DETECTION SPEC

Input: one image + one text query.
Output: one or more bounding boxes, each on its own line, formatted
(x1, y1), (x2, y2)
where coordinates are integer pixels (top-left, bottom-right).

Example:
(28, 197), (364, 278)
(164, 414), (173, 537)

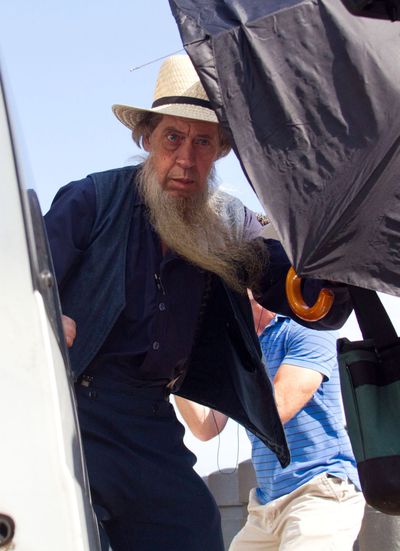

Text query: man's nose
(176, 139), (195, 168)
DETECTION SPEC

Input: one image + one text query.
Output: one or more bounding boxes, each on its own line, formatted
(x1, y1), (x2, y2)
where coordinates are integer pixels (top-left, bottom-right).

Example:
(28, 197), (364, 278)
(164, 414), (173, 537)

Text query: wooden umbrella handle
(285, 266), (334, 322)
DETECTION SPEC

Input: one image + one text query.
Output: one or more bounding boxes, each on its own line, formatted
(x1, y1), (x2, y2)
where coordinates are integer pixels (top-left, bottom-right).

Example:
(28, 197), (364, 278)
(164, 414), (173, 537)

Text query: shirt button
(152, 341), (160, 350)
(159, 302), (166, 311)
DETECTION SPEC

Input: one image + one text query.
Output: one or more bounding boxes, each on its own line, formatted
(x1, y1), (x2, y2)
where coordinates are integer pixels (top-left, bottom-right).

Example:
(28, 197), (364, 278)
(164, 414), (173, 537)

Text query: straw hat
(112, 55), (218, 131)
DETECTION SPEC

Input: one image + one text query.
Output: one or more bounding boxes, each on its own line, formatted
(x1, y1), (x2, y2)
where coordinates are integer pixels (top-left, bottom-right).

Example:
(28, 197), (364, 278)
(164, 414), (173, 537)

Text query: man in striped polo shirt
(176, 293), (365, 550)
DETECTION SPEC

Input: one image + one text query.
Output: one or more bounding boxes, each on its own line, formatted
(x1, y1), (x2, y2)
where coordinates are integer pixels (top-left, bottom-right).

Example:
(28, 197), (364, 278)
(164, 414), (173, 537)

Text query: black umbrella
(342, 0), (400, 21)
(169, 0), (400, 297)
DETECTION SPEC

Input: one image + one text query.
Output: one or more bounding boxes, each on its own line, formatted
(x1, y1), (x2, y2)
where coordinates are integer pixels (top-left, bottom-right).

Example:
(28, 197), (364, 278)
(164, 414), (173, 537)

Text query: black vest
(60, 165), (290, 467)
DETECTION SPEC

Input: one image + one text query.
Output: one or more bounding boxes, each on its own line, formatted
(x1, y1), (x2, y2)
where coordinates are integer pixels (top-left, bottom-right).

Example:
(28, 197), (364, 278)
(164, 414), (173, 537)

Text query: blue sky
(1, 1), (399, 476)
(0, 0), (262, 214)
(0, 0), (257, 475)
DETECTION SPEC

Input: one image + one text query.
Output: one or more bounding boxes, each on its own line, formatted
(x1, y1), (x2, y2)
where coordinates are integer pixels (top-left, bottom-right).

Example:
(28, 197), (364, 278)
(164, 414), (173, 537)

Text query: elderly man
(47, 55), (351, 551)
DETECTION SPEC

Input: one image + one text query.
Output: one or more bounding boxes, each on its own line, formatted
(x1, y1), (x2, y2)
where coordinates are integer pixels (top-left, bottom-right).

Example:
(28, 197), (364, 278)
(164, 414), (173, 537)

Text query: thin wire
(211, 410), (240, 475)
(129, 48), (185, 72)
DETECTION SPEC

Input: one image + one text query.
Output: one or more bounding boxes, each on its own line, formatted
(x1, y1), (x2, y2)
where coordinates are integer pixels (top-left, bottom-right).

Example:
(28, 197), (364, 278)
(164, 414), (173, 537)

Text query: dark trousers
(75, 377), (224, 551)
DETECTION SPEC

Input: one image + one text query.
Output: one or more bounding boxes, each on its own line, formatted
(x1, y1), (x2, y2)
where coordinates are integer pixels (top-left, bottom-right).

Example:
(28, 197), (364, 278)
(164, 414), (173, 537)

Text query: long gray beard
(136, 159), (268, 293)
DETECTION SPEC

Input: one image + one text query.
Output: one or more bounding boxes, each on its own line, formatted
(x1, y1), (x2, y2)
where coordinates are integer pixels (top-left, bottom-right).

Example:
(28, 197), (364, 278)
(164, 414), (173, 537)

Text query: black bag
(338, 286), (400, 515)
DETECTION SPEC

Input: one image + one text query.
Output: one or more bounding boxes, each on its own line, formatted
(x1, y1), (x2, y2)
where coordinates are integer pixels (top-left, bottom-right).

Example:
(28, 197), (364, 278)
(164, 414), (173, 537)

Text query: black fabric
(45, 166), (205, 386)
(348, 286), (397, 346)
(175, 277), (290, 467)
(45, 165), (291, 466)
(337, 288), (400, 515)
(152, 95), (212, 109)
(75, 379), (224, 551)
(169, 0), (400, 296)
(345, 356), (400, 387)
(341, 0), (400, 20)
(256, 238), (353, 331)
(358, 457), (400, 515)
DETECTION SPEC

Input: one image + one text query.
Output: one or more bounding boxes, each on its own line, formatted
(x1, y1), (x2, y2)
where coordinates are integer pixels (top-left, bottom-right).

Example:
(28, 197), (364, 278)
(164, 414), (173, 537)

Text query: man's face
(143, 115), (221, 198)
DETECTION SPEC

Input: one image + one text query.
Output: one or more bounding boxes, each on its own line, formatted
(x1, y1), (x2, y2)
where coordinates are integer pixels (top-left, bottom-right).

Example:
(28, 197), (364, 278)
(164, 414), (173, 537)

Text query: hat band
(152, 96), (212, 110)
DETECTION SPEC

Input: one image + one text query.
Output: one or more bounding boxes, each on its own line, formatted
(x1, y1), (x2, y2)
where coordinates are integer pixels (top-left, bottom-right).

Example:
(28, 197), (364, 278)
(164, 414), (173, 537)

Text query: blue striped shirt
(247, 315), (360, 504)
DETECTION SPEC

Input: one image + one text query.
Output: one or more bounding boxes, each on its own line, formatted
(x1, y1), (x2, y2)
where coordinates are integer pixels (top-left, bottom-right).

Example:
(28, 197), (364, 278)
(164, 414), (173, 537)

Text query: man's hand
(62, 315), (76, 348)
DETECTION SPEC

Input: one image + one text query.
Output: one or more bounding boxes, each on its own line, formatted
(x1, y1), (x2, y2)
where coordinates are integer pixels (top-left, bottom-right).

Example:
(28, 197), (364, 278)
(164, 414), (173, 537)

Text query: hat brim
(112, 102), (219, 131)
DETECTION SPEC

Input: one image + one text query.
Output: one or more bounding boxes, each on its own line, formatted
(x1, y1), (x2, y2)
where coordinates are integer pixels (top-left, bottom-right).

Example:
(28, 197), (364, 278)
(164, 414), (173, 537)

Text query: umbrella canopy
(169, 0), (400, 296)
(341, 0), (400, 21)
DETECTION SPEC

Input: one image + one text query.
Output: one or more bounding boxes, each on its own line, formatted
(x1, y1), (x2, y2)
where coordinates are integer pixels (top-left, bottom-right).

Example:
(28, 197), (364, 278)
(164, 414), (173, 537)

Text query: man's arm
(176, 362), (323, 439)
(174, 397), (228, 441)
(44, 179), (96, 289)
(241, 208), (353, 330)
(253, 238), (353, 330)
(272, 363), (323, 424)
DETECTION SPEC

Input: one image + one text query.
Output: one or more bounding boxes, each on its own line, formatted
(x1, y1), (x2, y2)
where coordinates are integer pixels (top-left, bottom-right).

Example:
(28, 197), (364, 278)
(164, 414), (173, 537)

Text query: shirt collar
(260, 313), (288, 336)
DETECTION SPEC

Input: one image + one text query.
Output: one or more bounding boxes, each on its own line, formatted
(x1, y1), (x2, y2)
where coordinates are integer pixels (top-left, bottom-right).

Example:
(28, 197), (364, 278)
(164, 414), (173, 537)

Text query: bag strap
(349, 286), (398, 349)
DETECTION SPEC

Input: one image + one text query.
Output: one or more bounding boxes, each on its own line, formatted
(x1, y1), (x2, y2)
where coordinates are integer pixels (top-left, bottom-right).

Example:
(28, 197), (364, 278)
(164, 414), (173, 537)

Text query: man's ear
(143, 134), (151, 152)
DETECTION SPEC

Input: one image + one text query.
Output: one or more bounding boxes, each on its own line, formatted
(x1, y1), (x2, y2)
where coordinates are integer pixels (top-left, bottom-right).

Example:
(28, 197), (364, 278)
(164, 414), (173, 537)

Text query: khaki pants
(229, 474), (365, 551)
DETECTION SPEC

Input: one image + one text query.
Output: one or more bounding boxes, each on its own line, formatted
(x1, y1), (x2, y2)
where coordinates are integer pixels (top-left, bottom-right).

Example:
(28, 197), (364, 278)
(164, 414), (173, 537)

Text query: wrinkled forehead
(155, 114), (220, 137)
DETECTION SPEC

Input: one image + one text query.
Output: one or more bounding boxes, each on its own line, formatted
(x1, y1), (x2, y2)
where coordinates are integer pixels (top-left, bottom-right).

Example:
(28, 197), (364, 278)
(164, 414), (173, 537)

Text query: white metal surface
(0, 77), (100, 550)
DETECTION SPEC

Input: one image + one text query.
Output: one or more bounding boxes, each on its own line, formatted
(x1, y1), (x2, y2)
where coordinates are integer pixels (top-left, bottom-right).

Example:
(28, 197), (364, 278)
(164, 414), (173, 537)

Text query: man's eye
(166, 133), (180, 143)
(194, 137), (210, 146)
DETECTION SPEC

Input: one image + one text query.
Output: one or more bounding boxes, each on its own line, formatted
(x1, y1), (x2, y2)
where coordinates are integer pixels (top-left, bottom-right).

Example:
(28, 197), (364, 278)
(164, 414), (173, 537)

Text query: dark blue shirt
(45, 178), (206, 387)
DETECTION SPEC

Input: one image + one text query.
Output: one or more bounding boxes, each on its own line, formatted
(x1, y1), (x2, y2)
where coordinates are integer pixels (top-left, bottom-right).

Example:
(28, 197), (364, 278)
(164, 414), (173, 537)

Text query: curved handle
(285, 266), (334, 322)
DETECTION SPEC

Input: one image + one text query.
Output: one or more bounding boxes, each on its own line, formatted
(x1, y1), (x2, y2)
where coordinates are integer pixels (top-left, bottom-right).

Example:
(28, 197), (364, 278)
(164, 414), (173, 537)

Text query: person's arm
(45, 178), (96, 347)
(44, 178), (96, 289)
(266, 320), (338, 424)
(253, 238), (353, 330)
(176, 363), (322, 437)
(272, 363), (322, 424)
(241, 208), (353, 329)
(174, 397), (228, 441)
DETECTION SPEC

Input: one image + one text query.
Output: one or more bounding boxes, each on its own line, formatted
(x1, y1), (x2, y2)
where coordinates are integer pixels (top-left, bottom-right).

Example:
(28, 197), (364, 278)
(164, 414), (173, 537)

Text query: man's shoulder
(78, 165), (142, 215)
(216, 190), (245, 216)
(268, 316), (338, 357)
(215, 189), (261, 239)
(266, 316), (337, 377)
(283, 316), (338, 341)
(89, 165), (141, 203)
(87, 164), (139, 183)
(217, 189), (244, 205)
